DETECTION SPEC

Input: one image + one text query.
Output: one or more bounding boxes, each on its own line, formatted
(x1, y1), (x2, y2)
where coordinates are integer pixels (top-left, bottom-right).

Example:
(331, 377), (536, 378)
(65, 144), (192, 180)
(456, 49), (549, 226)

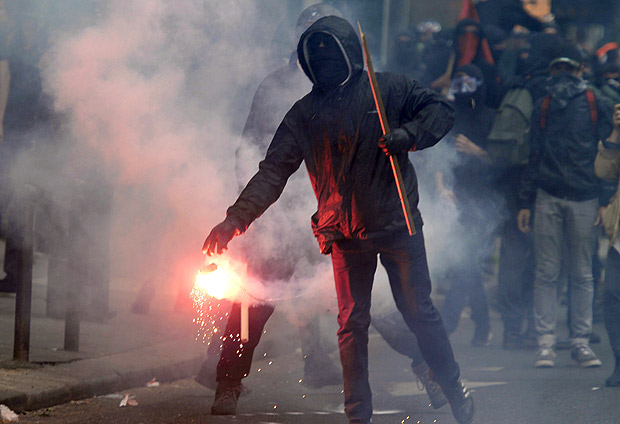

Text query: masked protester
(203, 15), (474, 424)
(453, 18), (503, 108)
(203, 5), (448, 417)
(517, 43), (615, 369)
(385, 30), (418, 79)
(435, 64), (501, 347)
(596, 63), (620, 105)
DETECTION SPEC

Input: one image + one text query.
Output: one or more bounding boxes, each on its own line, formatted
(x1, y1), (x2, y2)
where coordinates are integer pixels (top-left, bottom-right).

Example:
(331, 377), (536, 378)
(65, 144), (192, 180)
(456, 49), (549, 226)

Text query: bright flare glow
(195, 268), (233, 300)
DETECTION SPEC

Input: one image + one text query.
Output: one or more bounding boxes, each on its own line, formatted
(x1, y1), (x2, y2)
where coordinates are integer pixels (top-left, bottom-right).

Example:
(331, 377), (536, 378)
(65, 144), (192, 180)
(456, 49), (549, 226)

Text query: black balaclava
(306, 31), (349, 90)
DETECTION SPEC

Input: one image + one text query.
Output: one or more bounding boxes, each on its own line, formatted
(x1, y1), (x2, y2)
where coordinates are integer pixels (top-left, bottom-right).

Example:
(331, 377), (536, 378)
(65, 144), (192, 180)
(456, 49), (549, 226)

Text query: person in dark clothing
(453, 19), (503, 108)
(202, 5), (344, 412)
(493, 32), (565, 351)
(521, 32), (565, 101)
(202, 15), (474, 424)
(436, 64), (501, 347)
(517, 44), (614, 368)
(596, 62), (620, 105)
(385, 30), (418, 80)
(413, 21), (453, 89)
(201, 5), (447, 416)
(594, 103), (620, 387)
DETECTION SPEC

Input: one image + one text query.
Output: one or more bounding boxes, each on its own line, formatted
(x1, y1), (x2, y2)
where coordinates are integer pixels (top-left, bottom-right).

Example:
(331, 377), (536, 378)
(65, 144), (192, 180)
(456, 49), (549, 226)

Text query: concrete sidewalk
(0, 251), (208, 412)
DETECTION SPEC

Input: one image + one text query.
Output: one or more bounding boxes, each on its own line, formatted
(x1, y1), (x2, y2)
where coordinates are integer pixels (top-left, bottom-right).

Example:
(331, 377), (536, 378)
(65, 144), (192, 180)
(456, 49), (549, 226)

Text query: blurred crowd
(0, 0), (618, 407)
(380, 0), (620, 387)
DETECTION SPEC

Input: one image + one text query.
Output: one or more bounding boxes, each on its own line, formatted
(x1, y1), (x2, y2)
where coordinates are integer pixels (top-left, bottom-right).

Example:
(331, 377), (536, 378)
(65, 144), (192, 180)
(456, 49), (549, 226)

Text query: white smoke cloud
(33, 0), (340, 322)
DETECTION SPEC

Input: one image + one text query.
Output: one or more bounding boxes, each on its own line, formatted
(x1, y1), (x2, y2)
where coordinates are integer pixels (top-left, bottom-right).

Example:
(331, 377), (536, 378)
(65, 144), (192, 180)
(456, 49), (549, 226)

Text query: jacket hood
(546, 73), (588, 108)
(297, 15), (364, 91)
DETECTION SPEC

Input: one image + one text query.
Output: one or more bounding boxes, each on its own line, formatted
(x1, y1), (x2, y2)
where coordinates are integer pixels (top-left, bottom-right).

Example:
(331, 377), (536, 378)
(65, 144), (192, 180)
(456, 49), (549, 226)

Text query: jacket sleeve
(517, 100), (542, 210)
(594, 95), (617, 205)
(226, 111), (304, 232)
(595, 140), (620, 182)
(390, 75), (455, 151)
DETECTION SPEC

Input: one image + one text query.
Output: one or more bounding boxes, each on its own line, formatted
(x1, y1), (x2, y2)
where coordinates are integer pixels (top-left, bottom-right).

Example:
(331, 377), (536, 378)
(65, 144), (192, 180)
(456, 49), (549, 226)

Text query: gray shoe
(534, 346), (556, 368)
(412, 362), (448, 409)
(445, 380), (474, 424)
(571, 343), (602, 368)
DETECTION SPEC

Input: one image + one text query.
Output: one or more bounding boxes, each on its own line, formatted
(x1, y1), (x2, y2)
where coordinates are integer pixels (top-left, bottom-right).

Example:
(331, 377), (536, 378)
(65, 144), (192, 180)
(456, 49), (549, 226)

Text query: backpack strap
(540, 90), (598, 133)
(540, 94), (551, 130)
(585, 88), (598, 126)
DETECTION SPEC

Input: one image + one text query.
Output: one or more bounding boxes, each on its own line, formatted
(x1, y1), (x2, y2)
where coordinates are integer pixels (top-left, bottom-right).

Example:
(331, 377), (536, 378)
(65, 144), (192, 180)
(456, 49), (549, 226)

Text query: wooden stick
(240, 300), (249, 343)
(357, 22), (416, 235)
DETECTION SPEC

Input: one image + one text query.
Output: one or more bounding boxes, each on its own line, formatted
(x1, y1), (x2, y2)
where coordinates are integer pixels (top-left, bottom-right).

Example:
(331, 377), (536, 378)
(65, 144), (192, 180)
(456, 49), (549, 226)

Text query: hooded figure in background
(453, 19), (503, 108)
(435, 64), (502, 347)
(521, 32), (565, 101)
(385, 30), (418, 79)
(203, 15), (474, 424)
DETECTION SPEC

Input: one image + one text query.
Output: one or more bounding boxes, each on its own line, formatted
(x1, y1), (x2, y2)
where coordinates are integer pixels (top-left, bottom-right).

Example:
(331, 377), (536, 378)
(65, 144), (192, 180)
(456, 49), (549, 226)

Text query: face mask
(448, 75), (482, 96)
(305, 32), (350, 90)
(607, 78), (620, 89)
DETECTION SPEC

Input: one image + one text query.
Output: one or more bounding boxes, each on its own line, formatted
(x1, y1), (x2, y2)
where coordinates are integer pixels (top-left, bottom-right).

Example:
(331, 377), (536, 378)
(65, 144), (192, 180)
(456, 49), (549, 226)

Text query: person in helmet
(203, 15), (474, 424)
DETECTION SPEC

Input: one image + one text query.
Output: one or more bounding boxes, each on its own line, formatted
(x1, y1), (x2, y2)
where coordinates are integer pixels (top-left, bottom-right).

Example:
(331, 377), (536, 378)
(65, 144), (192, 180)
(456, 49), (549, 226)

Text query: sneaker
(534, 346), (556, 368)
(211, 381), (242, 415)
(412, 362), (448, 409)
(445, 380), (474, 424)
(606, 359), (620, 387)
(471, 330), (493, 347)
(571, 343), (602, 368)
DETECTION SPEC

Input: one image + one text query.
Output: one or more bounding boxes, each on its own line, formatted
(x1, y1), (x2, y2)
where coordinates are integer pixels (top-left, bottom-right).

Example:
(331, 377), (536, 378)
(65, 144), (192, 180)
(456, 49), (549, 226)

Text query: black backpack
(486, 87), (534, 167)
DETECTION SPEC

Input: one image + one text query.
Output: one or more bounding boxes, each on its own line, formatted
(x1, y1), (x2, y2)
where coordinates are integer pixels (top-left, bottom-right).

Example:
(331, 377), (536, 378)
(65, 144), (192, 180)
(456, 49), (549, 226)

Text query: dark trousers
(371, 310), (425, 367)
(497, 216), (535, 337)
(331, 229), (460, 423)
(441, 267), (491, 335)
(604, 247), (620, 359)
(216, 302), (275, 382)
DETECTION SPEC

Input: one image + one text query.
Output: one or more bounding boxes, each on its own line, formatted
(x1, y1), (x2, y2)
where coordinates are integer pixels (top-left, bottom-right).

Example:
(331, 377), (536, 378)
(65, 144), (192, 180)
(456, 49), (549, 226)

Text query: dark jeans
(497, 215), (535, 337)
(214, 302), (328, 383)
(604, 247), (620, 359)
(371, 310), (425, 367)
(331, 229), (460, 423)
(442, 267), (491, 335)
(440, 196), (493, 336)
(216, 302), (275, 382)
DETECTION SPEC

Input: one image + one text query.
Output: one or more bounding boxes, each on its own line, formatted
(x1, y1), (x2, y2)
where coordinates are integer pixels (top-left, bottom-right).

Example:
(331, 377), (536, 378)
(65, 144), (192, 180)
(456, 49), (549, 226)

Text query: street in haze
(14, 309), (619, 424)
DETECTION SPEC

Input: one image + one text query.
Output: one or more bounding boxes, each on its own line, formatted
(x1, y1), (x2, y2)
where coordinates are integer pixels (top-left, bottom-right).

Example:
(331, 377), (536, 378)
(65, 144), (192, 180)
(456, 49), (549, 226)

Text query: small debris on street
(146, 377), (160, 387)
(0, 404), (19, 422)
(119, 394), (138, 407)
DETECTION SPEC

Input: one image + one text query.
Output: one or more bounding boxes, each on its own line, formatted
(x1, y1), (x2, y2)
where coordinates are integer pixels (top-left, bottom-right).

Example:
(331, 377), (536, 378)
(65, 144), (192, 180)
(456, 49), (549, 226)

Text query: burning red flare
(193, 262), (241, 301)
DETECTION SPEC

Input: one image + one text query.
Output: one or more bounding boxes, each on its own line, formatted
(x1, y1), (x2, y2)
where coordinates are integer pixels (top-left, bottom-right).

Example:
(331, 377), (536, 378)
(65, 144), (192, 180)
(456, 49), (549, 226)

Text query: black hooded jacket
(518, 73), (613, 208)
(224, 16), (454, 253)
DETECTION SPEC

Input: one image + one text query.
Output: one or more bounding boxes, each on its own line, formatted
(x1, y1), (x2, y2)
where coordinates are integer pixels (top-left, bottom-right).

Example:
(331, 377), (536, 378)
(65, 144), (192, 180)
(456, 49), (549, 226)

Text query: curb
(0, 338), (206, 412)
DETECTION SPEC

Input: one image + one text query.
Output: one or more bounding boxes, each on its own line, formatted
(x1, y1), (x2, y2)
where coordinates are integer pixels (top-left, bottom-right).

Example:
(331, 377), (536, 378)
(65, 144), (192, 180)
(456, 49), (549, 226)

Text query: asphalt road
(13, 314), (620, 424)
